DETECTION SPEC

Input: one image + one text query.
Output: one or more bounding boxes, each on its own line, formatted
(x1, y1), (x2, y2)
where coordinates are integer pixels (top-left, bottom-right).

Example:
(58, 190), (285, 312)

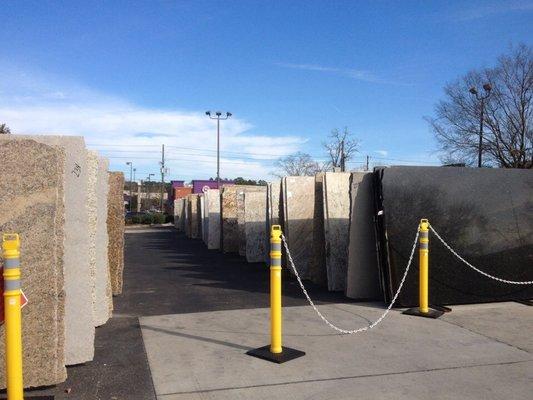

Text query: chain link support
(428, 224), (533, 285)
(280, 228), (420, 334)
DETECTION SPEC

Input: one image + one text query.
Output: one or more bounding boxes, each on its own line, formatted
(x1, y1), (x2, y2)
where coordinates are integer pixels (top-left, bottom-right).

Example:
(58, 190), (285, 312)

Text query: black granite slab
(375, 166), (533, 307)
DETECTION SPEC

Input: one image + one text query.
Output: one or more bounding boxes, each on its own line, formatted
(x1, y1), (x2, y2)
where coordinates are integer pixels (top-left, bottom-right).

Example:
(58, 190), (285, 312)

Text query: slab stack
(375, 166), (533, 306)
(281, 176), (324, 281)
(322, 172), (351, 291)
(0, 135), (95, 366)
(0, 139), (67, 387)
(107, 172), (125, 296)
(244, 191), (268, 263)
(94, 156), (113, 324)
(346, 172), (380, 299)
(204, 189), (221, 249)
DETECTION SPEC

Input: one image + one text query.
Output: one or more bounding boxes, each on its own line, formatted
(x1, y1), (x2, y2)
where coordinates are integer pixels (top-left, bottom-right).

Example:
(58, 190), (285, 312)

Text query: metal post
(217, 117), (220, 188)
(3, 233), (24, 400)
(246, 225), (305, 363)
(478, 98), (484, 168)
(403, 219), (444, 319)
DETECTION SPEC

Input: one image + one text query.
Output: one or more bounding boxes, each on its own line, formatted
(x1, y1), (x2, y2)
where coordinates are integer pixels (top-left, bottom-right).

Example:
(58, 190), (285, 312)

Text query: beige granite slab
(281, 176), (316, 280)
(94, 156), (112, 325)
(107, 172), (125, 296)
(346, 172), (380, 299)
(244, 191), (268, 262)
(174, 198), (186, 232)
(205, 189), (221, 250)
(265, 181), (281, 263)
(238, 187), (266, 257)
(0, 135), (95, 365)
(199, 194), (206, 243)
(188, 194), (200, 239)
(323, 172), (352, 291)
(86, 151), (99, 324)
(184, 196), (191, 237)
(0, 139), (67, 387)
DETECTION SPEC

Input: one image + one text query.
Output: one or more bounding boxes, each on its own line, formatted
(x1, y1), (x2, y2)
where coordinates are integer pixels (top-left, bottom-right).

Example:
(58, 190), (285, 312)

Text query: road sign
(0, 269), (28, 324)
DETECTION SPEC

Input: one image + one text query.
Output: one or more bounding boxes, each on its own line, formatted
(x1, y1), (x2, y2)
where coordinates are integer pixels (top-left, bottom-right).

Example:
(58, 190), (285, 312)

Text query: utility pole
(206, 111), (232, 187)
(126, 162), (133, 211)
(365, 155), (369, 171)
(160, 144), (165, 212)
(469, 83), (492, 168)
(147, 173), (154, 211)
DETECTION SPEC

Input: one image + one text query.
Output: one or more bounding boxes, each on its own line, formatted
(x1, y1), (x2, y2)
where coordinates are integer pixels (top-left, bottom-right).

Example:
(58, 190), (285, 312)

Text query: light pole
(126, 162), (133, 211)
(206, 111), (232, 187)
(469, 83), (492, 168)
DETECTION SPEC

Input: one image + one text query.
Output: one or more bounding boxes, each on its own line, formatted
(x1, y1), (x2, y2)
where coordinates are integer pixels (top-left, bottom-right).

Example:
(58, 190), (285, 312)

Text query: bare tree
(0, 123), (11, 134)
(273, 152), (324, 177)
(322, 127), (359, 171)
(427, 44), (532, 168)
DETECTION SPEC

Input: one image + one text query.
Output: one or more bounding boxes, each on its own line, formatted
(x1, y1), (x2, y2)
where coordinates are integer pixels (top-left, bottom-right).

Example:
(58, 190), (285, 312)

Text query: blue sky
(1, 0), (532, 180)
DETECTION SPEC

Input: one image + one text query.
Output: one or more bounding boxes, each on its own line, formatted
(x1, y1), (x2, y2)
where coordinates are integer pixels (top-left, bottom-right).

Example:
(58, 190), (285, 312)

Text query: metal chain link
(280, 228), (420, 334)
(429, 224), (533, 285)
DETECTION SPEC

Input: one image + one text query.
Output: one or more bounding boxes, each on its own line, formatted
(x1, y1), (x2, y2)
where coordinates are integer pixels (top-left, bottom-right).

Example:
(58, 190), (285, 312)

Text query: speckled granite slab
(107, 172), (125, 296)
(86, 151), (99, 324)
(323, 172), (351, 291)
(0, 135), (95, 365)
(281, 176), (316, 280)
(244, 191), (268, 263)
(205, 189), (221, 250)
(95, 156), (112, 325)
(0, 139), (67, 387)
(184, 196), (191, 237)
(188, 194), (200, 239)
(346, 172), (380, 299)
(174, 198), (186, 232)
(265, 181), (281, 263)
(237, 187), (266, 257)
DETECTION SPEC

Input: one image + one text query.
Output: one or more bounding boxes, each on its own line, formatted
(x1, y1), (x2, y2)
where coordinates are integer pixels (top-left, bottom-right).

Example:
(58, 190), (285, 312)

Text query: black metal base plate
(403, 308), (444, 319)
(0, 397), (54, 400)
(246, 345), (305, 364)
(514, 299), (533, 306)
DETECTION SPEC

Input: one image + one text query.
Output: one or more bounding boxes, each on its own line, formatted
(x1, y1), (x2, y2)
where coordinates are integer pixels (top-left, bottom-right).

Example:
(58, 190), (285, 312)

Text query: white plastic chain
(429, 224), (533, 285)
(280, 228), (420, 334)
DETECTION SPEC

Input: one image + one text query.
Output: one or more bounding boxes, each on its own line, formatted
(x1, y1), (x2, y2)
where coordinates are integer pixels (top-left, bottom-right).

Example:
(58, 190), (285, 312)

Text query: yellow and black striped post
(2, 233), (24, 400)
(246, 225), (305, 363)
(403, 219), (444, 319)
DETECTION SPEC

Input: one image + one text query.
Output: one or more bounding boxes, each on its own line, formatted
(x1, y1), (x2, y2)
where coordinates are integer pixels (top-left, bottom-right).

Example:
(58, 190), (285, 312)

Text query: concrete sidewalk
(141, 302), (532, 400)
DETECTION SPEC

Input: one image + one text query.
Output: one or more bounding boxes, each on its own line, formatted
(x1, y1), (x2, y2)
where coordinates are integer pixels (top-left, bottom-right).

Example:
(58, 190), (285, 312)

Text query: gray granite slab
(346, 172), (380, 299)
(244, 191), (268, 263)
(0, 139), (67, 387)
(188, 194), (200, 239)
(323, 172), (351, 291)
(107, 172), (125, 296)
(265, 181), (281, 263)
(310, 173), (327, 286)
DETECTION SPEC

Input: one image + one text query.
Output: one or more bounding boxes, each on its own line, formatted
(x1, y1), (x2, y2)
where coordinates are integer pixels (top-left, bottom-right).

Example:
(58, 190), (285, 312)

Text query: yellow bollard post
(2, 233), (24, 400)
(269, 225), (283, 354)
(404, 220), (444, 319)
(246, 225), (305, 363)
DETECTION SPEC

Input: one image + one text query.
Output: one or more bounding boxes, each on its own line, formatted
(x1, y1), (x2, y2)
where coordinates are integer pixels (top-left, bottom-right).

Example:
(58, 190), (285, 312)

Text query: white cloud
(374, 150), (388, 157)
(451, 0), (533, 21)
(0, 65), (305, 180)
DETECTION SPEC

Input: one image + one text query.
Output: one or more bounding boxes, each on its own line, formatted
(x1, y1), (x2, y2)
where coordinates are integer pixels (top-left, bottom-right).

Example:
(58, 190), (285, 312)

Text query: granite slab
(107, 172), (125, 296)
(0, 139), (67, 387)
(94, 156), (113, 325)
(375, 166), (533, 306)
(200, 195), (206, 244)
(244, 191), (268, 262)
(205, 189), (221, 250)
(322, 172), (351, 291)
(265, 181), (281, 263)
(86, 151), (99, 324)
(188, 194), (200, 239)
(346, 172), (380, 299)
(0, 135), (95, 365)
(281, 176), (316, 280)
(184, 196), (190, 237)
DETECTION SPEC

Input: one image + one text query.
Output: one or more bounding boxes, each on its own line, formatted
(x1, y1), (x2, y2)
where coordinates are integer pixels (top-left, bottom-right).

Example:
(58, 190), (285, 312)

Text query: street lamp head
(205, 111), (211, 116)
(469, 87), (478, 95)
(483, 83), (492, 92)
(215, 111), (222, 116)
(226, 112), (232, 117)
(126, 161), (132, 166)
